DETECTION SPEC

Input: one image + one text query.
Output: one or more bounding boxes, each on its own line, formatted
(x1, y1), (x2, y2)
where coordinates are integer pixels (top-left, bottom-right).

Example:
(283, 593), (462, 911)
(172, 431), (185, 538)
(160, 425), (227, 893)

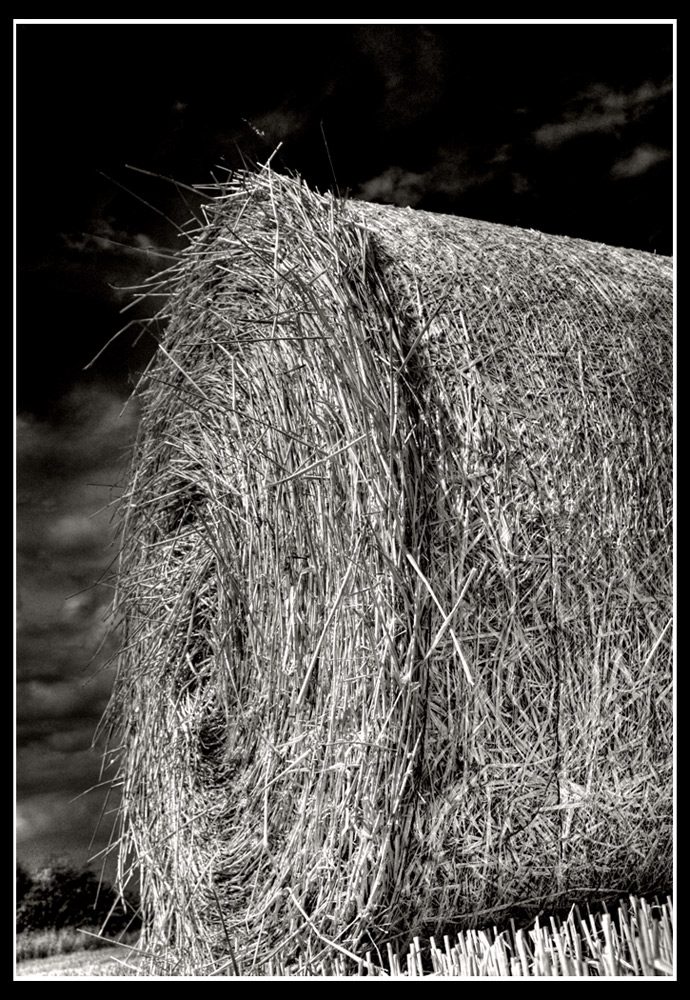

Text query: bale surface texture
(106, 168), (673, 975)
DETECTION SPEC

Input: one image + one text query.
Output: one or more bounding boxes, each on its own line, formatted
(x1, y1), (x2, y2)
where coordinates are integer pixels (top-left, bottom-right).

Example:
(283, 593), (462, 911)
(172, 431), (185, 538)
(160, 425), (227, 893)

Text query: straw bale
(104, 166), (673, 975)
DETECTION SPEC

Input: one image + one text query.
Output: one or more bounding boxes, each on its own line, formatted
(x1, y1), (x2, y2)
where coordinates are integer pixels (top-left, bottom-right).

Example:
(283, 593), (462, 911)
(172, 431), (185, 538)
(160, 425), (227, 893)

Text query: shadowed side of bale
(103, 167), (672, 975)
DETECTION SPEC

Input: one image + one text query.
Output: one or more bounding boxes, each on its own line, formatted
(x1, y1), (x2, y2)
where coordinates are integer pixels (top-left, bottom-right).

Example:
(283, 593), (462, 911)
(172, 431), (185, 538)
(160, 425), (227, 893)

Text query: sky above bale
(14, 19), (675, 880)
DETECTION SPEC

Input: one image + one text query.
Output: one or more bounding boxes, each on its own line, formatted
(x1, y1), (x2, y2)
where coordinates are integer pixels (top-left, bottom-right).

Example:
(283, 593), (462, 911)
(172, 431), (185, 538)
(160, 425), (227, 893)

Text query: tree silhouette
(16, 860), (141, 934)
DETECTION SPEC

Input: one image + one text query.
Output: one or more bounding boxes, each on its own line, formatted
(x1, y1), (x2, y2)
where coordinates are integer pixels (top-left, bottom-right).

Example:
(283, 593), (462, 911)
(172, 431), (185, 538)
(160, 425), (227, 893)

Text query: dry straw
(101, 164), (673, 976)
(255, 894), (674, 978)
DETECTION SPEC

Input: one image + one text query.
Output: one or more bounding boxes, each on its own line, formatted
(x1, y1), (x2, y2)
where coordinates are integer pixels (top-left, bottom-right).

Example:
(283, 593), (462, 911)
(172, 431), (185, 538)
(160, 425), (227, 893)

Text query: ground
(15, 946), (142, 978)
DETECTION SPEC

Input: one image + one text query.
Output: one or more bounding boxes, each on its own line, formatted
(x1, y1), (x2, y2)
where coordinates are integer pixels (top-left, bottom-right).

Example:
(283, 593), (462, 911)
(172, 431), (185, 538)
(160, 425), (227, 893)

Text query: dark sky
(15, 20), (675, 882)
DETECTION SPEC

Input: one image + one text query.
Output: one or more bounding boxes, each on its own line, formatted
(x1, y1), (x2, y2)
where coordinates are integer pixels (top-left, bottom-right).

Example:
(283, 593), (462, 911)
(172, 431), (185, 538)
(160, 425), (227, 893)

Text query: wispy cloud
(16, 387), (138, 722)
(357, 146), (494, 209)
(18, 673), (113, 724)
(61, 225), (159, 256)
(16, 784), (119, 878)
(17, 386), (139, 493)
(16, 385), (136, 869)
(533, 79), (672, 147)
(357, 166), (428, 208)
(610, 143), (670, 178)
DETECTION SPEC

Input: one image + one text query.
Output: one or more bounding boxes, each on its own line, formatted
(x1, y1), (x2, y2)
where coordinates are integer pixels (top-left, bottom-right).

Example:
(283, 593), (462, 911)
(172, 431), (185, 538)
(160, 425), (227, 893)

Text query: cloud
(55, 217), (175, 316)
(16, 793), (86, 843)
(533, 79), (672, 147)
(16, 786), (120, 879)
(16, 386), (137, 757)
(61, 226), (159, 257)
(357, 166), (428, 208)
(610, 143), (670, 179)
(355, 25), (446, 129)
(46, 513), (105, 553)
(18, 672), (113, 724)
(16, 387), (138, 632)
(16, 714), (123, 877)
(356, 146), (497, 209)
(16, 385), (139, 492)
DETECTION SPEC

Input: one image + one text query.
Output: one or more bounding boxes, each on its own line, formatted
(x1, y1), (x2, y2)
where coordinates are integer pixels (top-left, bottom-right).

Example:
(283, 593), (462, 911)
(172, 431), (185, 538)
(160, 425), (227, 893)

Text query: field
(16, 947), (143, 978)
(14, 926), (144, 979)
(15, 895), (674, 978)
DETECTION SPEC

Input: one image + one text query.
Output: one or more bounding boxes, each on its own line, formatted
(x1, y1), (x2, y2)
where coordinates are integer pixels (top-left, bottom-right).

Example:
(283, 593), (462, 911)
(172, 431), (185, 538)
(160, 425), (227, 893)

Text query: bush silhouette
(16, 860), (141, 934)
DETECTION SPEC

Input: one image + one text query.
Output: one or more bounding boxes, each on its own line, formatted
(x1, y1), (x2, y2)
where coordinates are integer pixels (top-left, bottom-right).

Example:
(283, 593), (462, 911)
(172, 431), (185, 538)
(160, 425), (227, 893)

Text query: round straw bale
(104, 166), (673, 975)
